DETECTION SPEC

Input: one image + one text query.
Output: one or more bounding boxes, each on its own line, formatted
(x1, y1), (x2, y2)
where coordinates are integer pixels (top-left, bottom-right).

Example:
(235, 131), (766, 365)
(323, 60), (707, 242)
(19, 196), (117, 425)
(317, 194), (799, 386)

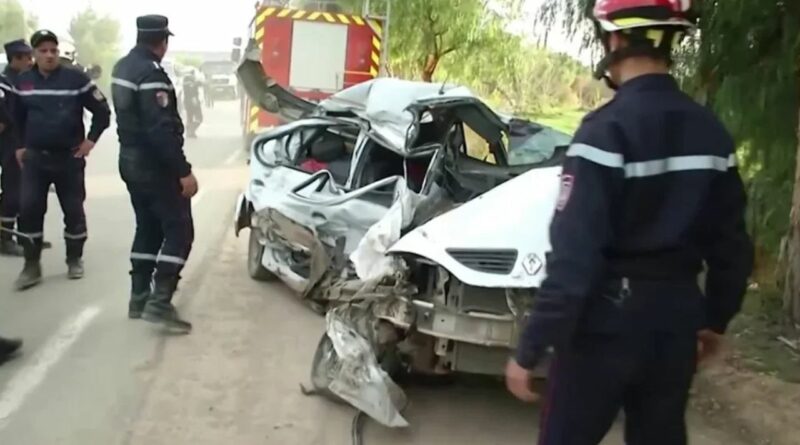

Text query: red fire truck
(233, 2), (386, 146)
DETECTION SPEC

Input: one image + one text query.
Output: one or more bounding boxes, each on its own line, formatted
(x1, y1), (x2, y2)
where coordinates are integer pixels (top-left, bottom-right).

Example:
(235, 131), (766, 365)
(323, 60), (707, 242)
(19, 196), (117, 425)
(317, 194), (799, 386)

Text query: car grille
(446, 249), (518, 275)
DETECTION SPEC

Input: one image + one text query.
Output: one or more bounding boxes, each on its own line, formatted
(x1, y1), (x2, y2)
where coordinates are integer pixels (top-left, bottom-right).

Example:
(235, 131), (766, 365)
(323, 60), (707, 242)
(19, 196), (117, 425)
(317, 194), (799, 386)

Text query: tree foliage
(68, 7), (121, 93)
(0, 0), (38, 46)
(334, 0), (606, 118)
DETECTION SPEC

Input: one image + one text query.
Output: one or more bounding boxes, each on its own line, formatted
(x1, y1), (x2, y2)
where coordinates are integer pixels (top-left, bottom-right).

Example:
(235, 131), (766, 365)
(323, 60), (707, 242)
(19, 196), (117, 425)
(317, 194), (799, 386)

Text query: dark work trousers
(537, 280), (703, 445)
(18, 150), (87, 261)
(0, 148), (20, 241)
(121, 169), (194, 285)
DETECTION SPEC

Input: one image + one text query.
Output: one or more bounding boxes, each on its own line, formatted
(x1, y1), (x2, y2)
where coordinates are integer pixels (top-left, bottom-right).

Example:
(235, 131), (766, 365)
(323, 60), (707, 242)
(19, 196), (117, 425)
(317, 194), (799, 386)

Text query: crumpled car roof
(316, 78), (485, 152)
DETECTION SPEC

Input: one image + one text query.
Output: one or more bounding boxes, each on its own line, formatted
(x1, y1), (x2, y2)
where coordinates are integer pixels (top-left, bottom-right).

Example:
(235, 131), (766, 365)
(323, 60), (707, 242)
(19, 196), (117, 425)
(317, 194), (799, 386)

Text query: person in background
(12, 30), (111, 290)
(183, 73), (203, 138)
(111, 15), (197, 333)
(506, 1), (754, 444)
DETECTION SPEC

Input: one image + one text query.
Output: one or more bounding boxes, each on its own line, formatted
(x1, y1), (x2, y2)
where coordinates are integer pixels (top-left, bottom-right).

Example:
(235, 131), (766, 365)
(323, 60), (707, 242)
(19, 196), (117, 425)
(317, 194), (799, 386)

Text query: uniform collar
(617, 73), (679, 94)
(132, 44), (161, 62)
(31, 64), (62, 80)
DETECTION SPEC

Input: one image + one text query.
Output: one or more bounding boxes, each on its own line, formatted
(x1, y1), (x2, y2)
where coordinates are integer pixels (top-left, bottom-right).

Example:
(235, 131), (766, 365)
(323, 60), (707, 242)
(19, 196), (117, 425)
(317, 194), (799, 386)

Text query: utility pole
(363, 0), (391, 77)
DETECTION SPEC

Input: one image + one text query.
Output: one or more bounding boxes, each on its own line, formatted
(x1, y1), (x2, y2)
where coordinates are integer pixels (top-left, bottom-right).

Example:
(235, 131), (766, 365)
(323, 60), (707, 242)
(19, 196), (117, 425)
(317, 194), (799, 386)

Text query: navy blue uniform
(515, 74), (754, 445)
(0, 71), (22, 242)
(111, 45), (194, 297)
(14, 65), (111, 261)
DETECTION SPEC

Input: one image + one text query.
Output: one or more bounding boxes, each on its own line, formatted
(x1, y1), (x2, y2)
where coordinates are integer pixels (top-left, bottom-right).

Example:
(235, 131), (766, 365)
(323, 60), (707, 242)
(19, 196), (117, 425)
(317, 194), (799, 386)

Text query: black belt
(607, 251), (702, 281)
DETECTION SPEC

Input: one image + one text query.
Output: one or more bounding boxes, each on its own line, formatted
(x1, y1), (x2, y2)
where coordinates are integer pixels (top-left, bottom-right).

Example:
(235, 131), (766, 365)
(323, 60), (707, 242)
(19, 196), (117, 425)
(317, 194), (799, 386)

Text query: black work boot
(67, 259), (84, 280)
(15, 261), (42, 291)
(0, 336), (22, 363)
(0, 239), (23, 256)
(128, 272), (152, 319)
(142, 276), (192, 334)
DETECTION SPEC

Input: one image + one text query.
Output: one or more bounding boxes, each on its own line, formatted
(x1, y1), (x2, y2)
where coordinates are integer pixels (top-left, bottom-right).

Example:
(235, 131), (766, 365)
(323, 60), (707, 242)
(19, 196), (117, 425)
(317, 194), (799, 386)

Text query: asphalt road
(0, 101), (248, 444)
(0, 101), (746, 444)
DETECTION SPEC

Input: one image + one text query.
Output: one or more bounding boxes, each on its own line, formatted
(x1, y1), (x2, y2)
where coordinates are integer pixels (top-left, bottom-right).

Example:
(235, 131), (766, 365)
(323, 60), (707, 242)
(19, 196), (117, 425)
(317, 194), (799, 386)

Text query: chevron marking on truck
(255, 8), (371, 26)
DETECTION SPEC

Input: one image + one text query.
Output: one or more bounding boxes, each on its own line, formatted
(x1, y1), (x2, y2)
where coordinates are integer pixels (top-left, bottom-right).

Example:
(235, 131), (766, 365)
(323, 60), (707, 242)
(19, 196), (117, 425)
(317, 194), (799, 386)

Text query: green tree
(0, 0), (37, 46)
(68, 7), (121, 92)
(535, 0), (800, 324)
(339, 0), (523, 81)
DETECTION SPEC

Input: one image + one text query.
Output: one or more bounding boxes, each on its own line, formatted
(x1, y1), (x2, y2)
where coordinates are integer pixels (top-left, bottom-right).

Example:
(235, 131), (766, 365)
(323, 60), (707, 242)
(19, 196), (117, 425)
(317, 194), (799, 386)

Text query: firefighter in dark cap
(13, 30), (111, 290)
(111, 15), (197, 333)
(0, 39), (53, 256)
(0, 40), (31, 255)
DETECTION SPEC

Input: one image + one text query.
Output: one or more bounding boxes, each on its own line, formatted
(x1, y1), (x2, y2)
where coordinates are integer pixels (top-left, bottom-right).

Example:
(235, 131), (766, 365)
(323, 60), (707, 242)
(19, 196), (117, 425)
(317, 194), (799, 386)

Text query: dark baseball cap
(30, 30), (59, 48)
(4, 39), (32, 55)
(136, 15), (174, 36)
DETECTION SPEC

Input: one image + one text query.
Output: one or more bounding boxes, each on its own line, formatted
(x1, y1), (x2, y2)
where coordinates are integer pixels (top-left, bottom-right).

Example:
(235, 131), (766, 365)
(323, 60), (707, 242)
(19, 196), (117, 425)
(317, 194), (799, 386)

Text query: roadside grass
(532, 109), (586, 134)
(727, 287), (800, 383)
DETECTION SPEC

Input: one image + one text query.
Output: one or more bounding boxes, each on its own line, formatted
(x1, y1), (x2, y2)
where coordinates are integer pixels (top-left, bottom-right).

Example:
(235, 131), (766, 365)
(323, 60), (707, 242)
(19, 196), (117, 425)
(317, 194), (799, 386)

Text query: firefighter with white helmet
(507, 1), (754, 444)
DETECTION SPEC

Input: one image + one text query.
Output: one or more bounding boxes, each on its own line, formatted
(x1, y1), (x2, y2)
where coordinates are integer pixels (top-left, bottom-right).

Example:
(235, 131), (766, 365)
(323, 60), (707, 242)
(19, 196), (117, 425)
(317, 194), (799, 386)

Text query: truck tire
(248, 228), (277, 281)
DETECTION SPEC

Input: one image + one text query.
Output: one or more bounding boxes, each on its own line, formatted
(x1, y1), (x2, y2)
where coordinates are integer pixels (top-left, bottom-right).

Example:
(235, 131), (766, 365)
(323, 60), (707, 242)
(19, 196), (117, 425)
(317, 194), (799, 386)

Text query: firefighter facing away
(506, 1), (754, 444)
(111, 15), (197, 333)
(13, 30), (111, 290)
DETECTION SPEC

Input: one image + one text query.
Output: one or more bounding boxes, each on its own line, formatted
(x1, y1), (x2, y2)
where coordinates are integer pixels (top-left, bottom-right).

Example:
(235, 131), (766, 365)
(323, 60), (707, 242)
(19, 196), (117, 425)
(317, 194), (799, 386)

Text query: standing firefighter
(0, 39), (32, 256)
(13, 30), (111, 290)
(183, 73), (202, 138)
(506, 1), (755, 444)
(111, 15), (197, 333)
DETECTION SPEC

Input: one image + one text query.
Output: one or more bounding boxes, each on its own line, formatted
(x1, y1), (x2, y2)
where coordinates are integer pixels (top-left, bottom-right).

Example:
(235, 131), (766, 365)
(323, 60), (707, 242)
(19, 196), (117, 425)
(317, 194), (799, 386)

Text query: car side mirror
(231, 48), (242, 63)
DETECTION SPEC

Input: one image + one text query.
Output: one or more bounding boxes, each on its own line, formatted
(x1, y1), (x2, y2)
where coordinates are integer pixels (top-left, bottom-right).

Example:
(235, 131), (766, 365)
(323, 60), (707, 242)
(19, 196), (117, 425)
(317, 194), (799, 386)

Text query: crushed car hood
(386, 165), (562, 288)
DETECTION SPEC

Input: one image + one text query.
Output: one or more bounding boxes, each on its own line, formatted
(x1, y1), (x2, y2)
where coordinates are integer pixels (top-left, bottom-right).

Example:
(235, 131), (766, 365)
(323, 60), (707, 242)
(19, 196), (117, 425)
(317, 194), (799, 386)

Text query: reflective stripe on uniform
(625, 154), (737, 178)
(21, 232), (43, 239)
(566, 143), (738, 178)
(17, 81), (95, 97)
(0, 216), (16, 223)
(64, 231), (88, 240)
(566, 143), (624, 168)
(131, 252), (158, 261)
(111, 78), (139, 90)
(140, 82), (173, 91)
(111, 79), (173, 91)
(157, 254), (186, 265)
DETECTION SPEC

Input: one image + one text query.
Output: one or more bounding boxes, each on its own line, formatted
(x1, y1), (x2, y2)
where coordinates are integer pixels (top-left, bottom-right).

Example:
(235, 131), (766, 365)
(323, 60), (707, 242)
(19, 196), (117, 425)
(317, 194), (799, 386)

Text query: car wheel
(248, 228), (277, 281)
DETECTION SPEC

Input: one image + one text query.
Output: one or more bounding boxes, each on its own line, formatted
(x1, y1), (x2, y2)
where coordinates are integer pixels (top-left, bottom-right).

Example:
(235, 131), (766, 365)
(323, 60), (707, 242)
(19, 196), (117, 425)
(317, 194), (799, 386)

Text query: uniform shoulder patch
(556, 174), (574, 212)
(155, 91), (170, 108)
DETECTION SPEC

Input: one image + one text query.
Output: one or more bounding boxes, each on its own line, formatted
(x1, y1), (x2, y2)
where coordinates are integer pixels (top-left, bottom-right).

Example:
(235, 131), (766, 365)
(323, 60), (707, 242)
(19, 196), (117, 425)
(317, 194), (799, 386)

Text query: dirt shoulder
(693, 356), (800, 445)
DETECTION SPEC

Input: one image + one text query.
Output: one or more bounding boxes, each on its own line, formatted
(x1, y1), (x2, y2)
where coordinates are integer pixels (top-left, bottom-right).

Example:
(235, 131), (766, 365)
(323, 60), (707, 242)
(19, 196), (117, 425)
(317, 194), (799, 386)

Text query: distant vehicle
(200, 61), (237, 101)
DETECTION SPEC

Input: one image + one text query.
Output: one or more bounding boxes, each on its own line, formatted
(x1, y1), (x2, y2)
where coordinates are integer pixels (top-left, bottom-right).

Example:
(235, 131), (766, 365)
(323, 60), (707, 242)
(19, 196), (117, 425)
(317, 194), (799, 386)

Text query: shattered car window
(507, 124), (572, 166)
(462, 124), (497, 165)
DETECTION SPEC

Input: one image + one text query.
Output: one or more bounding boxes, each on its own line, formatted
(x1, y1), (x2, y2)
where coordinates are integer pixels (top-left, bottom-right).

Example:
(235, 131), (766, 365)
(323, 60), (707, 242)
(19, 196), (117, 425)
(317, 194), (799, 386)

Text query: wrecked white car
(234, 49), (571, 427)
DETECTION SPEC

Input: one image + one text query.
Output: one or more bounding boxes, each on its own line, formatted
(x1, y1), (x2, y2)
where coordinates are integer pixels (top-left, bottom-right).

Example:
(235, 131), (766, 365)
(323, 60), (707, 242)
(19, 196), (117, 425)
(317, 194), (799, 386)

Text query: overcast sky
(21, 0), (589, 61)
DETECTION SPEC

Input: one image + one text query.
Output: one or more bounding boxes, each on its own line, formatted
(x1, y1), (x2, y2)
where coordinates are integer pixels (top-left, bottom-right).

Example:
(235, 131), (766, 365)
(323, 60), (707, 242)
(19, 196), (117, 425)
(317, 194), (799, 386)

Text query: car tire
(248, 228), (277, 281)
